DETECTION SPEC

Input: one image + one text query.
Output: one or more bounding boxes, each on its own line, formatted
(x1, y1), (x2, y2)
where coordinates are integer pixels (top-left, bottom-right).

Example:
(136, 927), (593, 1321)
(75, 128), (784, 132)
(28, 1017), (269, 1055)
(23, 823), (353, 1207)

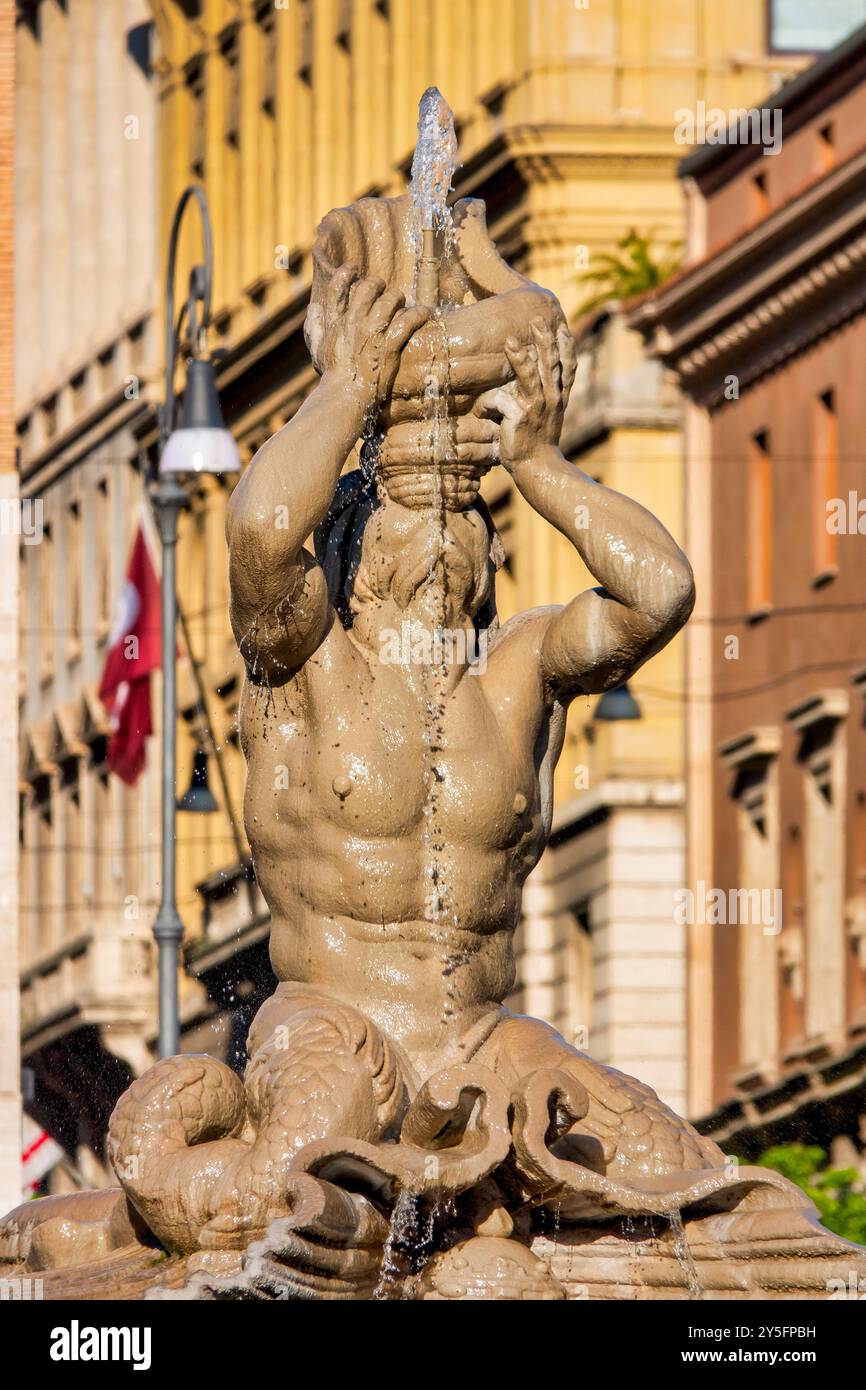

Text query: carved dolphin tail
(108, 994), (409, 1257)
(108, 1055), (249, 1255)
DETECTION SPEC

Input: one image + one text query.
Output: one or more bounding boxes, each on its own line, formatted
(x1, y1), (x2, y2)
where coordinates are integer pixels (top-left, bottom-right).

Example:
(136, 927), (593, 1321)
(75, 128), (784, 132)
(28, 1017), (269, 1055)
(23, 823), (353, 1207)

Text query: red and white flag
(21, 1116), (63, 1195)
(98, 521), (162, 785)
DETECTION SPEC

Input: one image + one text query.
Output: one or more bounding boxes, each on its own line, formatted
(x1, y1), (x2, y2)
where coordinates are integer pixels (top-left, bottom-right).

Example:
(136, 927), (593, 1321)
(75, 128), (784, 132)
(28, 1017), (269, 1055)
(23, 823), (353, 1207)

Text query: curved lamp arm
(162, 184), (214, 445)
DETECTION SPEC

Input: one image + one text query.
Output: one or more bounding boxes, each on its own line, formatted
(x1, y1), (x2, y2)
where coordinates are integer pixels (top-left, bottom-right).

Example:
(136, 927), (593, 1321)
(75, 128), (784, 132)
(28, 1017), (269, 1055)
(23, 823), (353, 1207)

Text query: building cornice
(680, 22), (866, 185)
(19, 391), (154, 496)
(458, 123), (681, 200)
(629, 147), (866, 406)
(719, 726), (781, 769)
(551, 777), (685, 837)
(697, 1038), (866, 1153)
(785, 688), (849, 732)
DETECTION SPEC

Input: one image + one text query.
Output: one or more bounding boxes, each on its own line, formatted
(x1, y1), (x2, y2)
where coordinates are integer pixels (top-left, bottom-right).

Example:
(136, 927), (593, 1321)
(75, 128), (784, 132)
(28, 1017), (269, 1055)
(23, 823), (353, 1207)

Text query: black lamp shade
(181, 358), (226, 429)
(177, 748), (219, 814)
(160, 358), (241, 476)
(593, 681), (642, 722)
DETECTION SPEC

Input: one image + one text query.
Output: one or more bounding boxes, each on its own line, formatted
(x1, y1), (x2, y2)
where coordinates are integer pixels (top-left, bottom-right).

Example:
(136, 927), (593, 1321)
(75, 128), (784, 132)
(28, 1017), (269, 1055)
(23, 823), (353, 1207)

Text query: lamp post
(151, 186), (240, 1058)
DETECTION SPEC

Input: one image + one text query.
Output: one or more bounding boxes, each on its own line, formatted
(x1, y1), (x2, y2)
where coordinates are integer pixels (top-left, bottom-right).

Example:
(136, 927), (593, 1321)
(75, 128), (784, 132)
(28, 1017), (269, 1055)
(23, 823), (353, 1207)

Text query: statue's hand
(311, 265), (429, 413)
(476, 319), (577, 472)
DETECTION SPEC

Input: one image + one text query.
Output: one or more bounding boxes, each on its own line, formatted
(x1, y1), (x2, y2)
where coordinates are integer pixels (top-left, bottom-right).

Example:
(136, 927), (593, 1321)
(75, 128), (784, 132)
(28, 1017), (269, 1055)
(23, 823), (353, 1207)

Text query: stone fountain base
(3, 1058), (865, 1302)
(5, 1194), (858, 1302)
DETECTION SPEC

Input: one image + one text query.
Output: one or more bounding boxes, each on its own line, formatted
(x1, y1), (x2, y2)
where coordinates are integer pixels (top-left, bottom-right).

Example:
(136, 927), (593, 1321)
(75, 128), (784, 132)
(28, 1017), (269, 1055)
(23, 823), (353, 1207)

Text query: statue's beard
(350, 505), (494, 628)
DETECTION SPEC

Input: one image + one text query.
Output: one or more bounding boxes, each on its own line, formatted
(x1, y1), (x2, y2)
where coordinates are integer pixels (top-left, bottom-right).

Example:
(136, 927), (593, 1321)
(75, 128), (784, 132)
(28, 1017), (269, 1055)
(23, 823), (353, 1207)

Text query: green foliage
(757, 1143), (866, 1245)
(575, 229), (681, 316)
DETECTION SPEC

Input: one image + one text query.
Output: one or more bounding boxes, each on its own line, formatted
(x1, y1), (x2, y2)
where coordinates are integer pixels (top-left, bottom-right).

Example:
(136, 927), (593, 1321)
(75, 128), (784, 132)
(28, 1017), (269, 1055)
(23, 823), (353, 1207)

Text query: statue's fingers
(327, 263), (357, 323)
(558, 323), (578, 404)
(505, 340), (540, 400)
(384, 305), (429, 355)
(531, 319), (561, 411)
(455, 414), (498, 443)
(377, 306), (429, 397)
(473, 388), (503, 421)
(367, 286), (405, 333)
(478, 385), (522, 422)
(347, 275), (386, 326)
(456, 441), (499, 463)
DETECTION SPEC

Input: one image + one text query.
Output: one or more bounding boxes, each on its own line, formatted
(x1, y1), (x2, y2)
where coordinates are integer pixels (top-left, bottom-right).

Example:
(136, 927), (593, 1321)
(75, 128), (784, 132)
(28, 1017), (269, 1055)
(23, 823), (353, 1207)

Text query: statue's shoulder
(478, 608), (562, 714)
(486, 606), (562, 660)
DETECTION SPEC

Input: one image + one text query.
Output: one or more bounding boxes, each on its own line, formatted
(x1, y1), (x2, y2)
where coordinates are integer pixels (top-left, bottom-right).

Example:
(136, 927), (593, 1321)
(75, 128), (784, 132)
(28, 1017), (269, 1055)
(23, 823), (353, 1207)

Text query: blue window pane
(770, 0), (866, 51)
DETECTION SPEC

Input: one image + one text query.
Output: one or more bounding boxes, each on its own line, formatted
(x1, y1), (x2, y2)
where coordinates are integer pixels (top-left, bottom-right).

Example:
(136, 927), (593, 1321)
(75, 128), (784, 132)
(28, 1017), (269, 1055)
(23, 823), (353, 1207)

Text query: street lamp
(593, 681), (642, 721)
(151, 185), (240, 1059)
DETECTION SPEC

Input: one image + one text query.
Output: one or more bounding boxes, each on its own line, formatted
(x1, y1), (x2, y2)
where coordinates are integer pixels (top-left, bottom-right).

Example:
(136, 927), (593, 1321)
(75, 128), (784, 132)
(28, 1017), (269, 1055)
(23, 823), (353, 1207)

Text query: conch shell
(305, 194), (566, 506)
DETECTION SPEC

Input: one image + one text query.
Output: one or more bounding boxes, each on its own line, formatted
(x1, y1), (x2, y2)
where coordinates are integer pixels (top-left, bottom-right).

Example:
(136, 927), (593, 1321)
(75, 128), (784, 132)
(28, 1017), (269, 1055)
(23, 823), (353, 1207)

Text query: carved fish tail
(243, 1000), (406, 1160)
(108, 1055), (248, 1254)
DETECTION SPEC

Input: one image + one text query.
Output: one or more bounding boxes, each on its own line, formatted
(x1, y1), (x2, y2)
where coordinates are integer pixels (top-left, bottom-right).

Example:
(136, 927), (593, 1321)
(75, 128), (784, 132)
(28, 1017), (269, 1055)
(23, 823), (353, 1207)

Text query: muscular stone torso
(240, 615), (564, 1075)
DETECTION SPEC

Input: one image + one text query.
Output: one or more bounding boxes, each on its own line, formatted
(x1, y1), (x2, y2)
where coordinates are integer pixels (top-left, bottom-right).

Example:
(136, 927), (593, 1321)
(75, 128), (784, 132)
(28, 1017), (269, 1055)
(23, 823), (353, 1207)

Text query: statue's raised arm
(479, 319), (695, 704)
(225, 268), (427, 685)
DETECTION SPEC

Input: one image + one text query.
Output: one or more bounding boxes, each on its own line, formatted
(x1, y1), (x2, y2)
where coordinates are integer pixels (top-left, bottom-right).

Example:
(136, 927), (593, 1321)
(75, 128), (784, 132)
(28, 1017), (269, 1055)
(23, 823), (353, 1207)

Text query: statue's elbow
(662, 557), (696, 635)
(646, 557), (695, 641)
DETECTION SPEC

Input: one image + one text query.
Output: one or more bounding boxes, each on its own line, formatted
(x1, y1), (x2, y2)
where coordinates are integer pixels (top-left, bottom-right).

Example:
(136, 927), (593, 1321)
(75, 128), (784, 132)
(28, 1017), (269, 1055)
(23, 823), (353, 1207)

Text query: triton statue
(3, 91), (864, 1302)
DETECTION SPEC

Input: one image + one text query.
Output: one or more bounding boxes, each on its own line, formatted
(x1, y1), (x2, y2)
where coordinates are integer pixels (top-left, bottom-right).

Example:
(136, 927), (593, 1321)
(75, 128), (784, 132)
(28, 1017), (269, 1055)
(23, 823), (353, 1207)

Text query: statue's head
(350, 500), (496, 634)
(314, 470), (503, 639)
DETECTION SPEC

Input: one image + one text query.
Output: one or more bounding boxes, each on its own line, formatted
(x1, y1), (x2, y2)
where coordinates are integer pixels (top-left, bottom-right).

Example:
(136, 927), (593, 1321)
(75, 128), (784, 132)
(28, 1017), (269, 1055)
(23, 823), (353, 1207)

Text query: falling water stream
(669, 1208), (703, 1299)
(372, 1187), (442, 1300)
(405, 90), (467, 1034)
(410, 86), (458, 253)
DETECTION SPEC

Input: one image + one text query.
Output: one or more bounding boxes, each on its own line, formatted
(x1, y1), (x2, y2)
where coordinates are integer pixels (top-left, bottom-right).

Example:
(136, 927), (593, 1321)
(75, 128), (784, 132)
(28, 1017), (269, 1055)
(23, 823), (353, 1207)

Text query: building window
(95, 479), (111, 638)
(221, 30), (240, 149)
(33, 776), (54, 956)
(42, 394), (57, 440)
(846, 789), (866, 1026)
(721, 729), (781, 1083)
(568, 903), (593, 1049)
(750, 172), (769, 222)
(335, 0), (352, 51)
(779, 823), (806, 1056)
(786, 691), (848, 1044)
(186, 58), (206, 180)
(812, 388), (838, 580)
(19, 790), (31, 962)
(61, 757), (82, 941)
(97, 344), (115, 394)
(297, 0), (313, 84)
(92, 756), (114, 910)
(815, 122), (836, 175)
(767, 0), (866, 54)
(127, 20), (153, 79)
(67, 498), (82, 661)
(258, 2), (277, 116)
(747, 430), (772, 615)
(39, 521), (54, 684)
(70, 371), (86, 415)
